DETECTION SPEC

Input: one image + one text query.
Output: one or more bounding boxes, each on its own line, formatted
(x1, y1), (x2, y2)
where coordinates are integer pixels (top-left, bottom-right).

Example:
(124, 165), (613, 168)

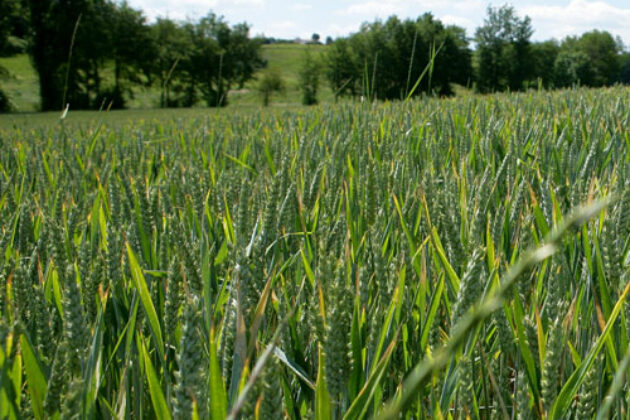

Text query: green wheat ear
(220, 293), (236, 384)
(259, 357), (285, 420)
(62, 264), (89, 374)
(49, 217), (68, 280)
(0, 270), (5, 318)
(601, 220), (621, 287)
(324, 264), (353, 404)
(61, 375), (85, 420)
(366, 161), (377, 226)
(237, 178), (251, 245)
(541, 317), (564, 413)
(304, 164), (323, 210)
(493, 303), (513, 358)
(174, 297), (207, 420)
(164, 255), (183, 346)
(17, 205), (33, 255)
(615, 178), (630, 241)
(457, 354), (474, 420)
(12, 255), (33, 326)
(516, 370), (533, 420)
(576, 353), (602, 419)
(45, 341), (69, 416)
(261, 170), (282, 249)
(524, 315), (540, 373)
(32, 280), (53, 361)
(469, 167), (491, 250)
(451, 248), (485, 329)
(277, 182), (297, 234)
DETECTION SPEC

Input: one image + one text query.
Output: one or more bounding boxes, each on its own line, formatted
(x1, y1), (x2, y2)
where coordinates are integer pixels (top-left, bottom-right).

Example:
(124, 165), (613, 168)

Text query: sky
(126, 0), (630, 47)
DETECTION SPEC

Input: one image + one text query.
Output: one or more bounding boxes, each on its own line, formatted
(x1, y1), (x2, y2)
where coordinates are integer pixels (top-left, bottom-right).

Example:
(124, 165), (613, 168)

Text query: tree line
(324, 5), (630, 102)
(0, 0), (265, 111)
(1, 1), (630, 112)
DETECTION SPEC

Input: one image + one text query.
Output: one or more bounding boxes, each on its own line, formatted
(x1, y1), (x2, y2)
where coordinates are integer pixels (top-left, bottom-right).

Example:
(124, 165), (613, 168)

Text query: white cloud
(291, 3), (312, 12)
(415, 0), (483, 14)
(231, 0), (264, 5)
(263, 20), (299, 38)
(522, 0), (630, 42)
(132, 0), (263, 21)
(440, 14), (475, 29)
(325, 22), (363, 37)
(128, 0), (630, 45)
(337, 1), (407, 17)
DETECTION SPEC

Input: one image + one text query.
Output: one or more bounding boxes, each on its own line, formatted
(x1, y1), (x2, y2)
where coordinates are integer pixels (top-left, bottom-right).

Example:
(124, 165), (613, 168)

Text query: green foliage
(531, 40), (560, 88)
(555, 30), (622, 87)
(177, 13), (266, 108)
(620, 52), (630, 84)
(151, 17), (192, 108)
(475, 4), (534, 92)
(299, 48), (321, 105)
(22, 2), (264, 110)
(324, 38), (357, 99)
(0, 0), (14, 56)
(554, 49), (591, 87)
(0, 3), (11, 112)
(0, 86), (11, 113)
(325, 13), (472, 99)
(257, 70), (285, 106)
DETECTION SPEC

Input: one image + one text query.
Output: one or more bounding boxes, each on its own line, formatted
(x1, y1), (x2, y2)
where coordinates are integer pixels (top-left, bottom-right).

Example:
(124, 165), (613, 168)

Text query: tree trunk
(114, 59), (121, 93)
(37, 68), (62, 111)
(27, 0), (63, 111)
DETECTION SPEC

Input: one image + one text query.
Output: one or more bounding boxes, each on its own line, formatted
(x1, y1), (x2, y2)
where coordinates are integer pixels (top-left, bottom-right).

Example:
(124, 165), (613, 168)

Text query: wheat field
(1, 87), (630, 419)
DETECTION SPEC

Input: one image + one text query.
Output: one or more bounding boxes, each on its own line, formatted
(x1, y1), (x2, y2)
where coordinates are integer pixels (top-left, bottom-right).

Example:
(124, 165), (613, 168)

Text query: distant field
(0, 43), (330, 112)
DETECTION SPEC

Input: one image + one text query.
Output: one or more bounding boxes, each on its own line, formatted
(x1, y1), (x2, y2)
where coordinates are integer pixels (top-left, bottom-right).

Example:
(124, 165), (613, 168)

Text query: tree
(0, 0), (29, 56)
(574, 31), (620, 86)
(24, 0), (152, 110)
(0, 0), (13, 55)
(311, 33), (320, 44)
(25, 0), (83, 110)
(22, 3), (262, 110)
(0, 66), (10, 112)
(435, 24), (473, 93)
(553, 31), (621, 87)
(553, 49), (591, 87)
(531, 40), (560, 88)
(324, 38), (359, 100)
(474, 5), (534, 92)
(299, 48), (321, 105)
(151, 18), (192, 107)
(257, 70), (284, 106)
(0, 0), (12, 111)
(325, 36), (333, 45)
(25, 0), (123, 110)
(324, 14), (472, 101)
(102, 2), (154, 108)
(620, 52), (630, 85)
(184, 13), (265, 107)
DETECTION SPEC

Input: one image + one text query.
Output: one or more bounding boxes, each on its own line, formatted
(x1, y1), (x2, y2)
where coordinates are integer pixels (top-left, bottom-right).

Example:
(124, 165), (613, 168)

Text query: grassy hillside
(0, 43), (330, 112)
(230, 43), (332, 106)
(0, 54), (40, 112)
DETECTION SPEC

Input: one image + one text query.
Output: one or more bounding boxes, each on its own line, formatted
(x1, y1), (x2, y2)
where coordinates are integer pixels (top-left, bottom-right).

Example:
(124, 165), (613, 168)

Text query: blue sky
(127, 0), (630, 46)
